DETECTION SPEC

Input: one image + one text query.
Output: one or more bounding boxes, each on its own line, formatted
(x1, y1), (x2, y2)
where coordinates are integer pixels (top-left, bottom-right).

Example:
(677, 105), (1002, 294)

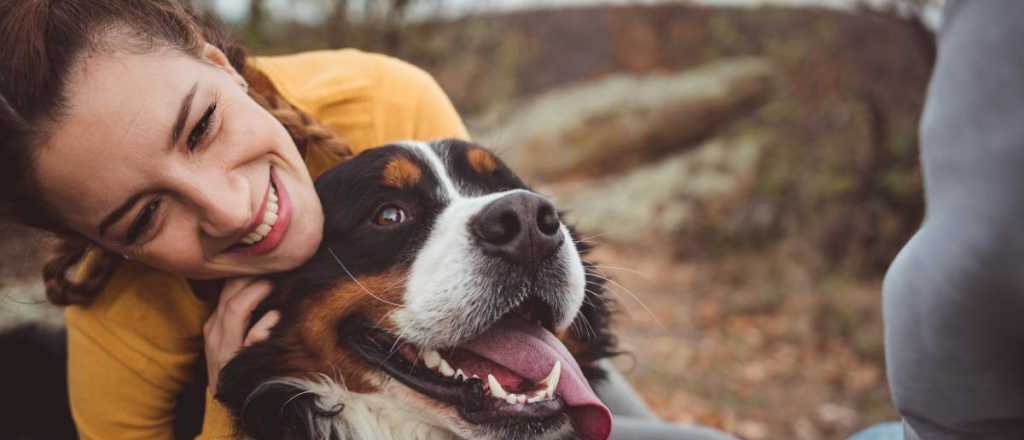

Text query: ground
(592, 243), (895, 439)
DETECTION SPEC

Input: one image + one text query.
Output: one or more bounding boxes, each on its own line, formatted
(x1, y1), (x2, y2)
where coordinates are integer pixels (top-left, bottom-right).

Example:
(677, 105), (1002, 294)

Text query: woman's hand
(203, 277), (281, 394)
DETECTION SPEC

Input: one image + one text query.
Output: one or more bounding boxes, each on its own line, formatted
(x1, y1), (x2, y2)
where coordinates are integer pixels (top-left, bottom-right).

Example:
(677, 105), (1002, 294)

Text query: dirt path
(591, 245), (896, 439)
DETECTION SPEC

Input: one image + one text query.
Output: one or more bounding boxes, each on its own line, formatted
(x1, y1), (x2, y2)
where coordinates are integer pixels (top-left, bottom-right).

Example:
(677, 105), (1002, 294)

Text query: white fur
(250, 375), (457, 440)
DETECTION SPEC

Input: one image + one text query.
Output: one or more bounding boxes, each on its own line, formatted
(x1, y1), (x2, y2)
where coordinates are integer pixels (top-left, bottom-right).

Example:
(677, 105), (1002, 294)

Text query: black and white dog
(215, 139), (618, 440)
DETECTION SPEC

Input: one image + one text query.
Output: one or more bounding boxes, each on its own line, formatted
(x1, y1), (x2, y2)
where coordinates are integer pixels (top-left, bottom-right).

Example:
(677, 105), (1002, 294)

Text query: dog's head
(217, 139), (617, 440)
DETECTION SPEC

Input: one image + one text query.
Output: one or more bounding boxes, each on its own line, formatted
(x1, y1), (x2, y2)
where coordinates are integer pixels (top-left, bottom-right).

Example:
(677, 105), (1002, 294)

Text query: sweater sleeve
(368, 52), (470, 144)
(65, 261), (233, 439)
(252, 48), (470, 158)
(374, 55), (470, 144)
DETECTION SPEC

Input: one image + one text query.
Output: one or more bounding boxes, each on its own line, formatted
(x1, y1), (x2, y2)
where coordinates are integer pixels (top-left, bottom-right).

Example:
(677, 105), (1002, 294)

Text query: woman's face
(35, 44), (324, 279)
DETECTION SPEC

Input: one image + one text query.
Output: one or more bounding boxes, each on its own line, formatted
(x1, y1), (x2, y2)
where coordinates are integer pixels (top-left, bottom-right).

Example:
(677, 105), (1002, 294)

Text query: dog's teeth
(516, 394), (527, 404)
(541, 361), (561, 399)
(423, 350), (441, 369)
(439, 359), (455, 377)
(455, 369), (467, 381)
(505, 394), (518, 405)
(487, 374), (508, 399)
(526, 391), (547, 404)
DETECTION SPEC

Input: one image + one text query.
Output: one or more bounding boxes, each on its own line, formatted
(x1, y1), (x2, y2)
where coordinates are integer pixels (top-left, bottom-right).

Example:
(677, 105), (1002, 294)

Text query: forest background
(0, 1), (941, 438)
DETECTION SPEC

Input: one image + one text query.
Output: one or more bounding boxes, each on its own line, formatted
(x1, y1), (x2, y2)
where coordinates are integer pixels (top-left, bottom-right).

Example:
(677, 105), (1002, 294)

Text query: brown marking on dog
(467, 147), (497, 175)
(289, 270), (408, 393)
(382, 156), (423, 188)
(557, 329), (590, 360)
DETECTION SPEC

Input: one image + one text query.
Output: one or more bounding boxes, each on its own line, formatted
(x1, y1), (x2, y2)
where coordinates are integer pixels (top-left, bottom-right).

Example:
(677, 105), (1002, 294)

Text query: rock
(0, 281), (63, 332)
(471, 57), (775, 182)
(543, 134), (764, 247)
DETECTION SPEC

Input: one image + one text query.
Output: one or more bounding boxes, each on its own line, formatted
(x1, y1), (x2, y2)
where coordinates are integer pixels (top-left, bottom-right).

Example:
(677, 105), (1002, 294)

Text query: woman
(0, 1), (734, 439)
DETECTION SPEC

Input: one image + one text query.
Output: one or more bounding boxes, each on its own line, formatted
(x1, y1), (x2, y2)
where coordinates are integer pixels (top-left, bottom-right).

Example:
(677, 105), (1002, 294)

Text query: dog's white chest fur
(260, 376), (457, 440)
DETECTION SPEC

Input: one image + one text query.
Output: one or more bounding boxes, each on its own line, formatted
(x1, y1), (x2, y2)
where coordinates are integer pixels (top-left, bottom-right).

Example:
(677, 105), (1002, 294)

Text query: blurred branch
(248, 0), (268, 45)
(323, 0), (438, 52)
(326, 0), (350, 48)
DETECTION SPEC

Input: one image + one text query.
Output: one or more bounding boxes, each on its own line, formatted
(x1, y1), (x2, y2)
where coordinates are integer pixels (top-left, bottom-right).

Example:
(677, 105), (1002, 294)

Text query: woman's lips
(233, 167), (292, 256)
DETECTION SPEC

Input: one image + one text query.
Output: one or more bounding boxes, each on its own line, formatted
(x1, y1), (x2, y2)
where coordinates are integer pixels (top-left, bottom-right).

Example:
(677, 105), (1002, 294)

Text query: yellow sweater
(65, 49), (469, 439)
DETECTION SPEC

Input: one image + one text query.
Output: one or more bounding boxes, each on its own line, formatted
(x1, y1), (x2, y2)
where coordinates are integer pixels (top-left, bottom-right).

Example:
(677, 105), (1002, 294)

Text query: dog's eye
(372, 205), (408, 226)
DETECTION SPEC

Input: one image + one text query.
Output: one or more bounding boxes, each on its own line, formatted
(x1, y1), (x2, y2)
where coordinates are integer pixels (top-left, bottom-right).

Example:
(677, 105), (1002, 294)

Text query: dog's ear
(216, 342), (344, 440)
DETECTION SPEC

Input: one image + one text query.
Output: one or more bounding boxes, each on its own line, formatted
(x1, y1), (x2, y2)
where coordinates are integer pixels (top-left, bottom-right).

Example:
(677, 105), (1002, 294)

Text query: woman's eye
(372, 205), (408, 226)
(186, 103), (216, 151)
(125, 198), (162, 244)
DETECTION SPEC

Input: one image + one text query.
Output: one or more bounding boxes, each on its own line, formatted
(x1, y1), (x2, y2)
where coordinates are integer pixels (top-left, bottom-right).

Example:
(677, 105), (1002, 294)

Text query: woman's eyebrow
(169, 82), (199, 146)
(98, 192), (146, 239)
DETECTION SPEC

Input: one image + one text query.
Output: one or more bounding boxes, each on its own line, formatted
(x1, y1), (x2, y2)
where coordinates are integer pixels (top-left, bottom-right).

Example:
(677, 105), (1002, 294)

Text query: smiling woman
(36, 47), (325, 278)
(0, 0), (467, 438)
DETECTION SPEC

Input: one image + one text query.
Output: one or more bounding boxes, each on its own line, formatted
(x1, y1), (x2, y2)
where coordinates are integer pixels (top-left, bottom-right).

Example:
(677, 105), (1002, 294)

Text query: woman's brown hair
(0, 0), (350, 305)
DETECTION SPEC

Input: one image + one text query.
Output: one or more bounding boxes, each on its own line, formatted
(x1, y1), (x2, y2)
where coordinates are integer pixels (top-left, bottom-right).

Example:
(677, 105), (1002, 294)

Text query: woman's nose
(194, 181), (251, 239)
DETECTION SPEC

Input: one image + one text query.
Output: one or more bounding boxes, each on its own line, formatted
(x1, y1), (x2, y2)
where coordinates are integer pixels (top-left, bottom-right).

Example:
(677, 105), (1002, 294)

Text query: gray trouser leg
(611, 417), (739, 440)
(595, 360), (738, 439)
(884, 1), (1024, 438)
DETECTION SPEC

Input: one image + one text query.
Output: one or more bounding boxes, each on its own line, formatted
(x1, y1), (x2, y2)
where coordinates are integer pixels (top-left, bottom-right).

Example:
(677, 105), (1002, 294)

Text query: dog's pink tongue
(461, 319), (612, 440)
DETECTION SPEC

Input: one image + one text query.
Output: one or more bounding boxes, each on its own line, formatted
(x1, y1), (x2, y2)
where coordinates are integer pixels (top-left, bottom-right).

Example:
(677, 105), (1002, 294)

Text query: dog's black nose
(471, 192), (563, 265)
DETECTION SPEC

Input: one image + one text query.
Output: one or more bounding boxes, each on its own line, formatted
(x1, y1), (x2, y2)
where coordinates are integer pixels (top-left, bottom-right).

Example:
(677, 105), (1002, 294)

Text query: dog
(214, 139), (619, 440)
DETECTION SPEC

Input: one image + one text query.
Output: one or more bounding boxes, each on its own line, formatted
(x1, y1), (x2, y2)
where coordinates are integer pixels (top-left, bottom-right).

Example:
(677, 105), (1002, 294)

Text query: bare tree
(327, 0), (350, 48)
(323, 0), (428, 52)
(247, 0), (268, 44)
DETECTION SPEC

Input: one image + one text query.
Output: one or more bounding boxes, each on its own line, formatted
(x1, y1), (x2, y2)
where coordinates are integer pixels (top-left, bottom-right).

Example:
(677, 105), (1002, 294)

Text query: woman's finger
(205, 276), (260, 336)
(243, 310), (281, 347)
(216, 280), (274, 349)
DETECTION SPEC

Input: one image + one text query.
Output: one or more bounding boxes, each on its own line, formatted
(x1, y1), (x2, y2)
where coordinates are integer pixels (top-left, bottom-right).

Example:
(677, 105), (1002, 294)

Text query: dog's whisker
(381, 271), (412, 292)
(374, 307), (405, 328)
(592, 264), (653, 279)
(588, 274), (665, 330)
(578, 312), (598, 341)
(328, 246), (403, 307)
(587, 283), (636, 319)
(573, 232), (610, 243)
(570, 311), (598, 341)
(385, 322), (415, 363)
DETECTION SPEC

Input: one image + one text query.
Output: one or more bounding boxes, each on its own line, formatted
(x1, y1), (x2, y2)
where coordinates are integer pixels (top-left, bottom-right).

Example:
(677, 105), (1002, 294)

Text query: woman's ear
(201, 43), (247, 88)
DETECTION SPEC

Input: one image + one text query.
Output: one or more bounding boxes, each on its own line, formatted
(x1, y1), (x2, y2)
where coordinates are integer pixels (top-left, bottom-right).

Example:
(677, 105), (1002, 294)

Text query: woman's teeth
(240, 184), (279, 246)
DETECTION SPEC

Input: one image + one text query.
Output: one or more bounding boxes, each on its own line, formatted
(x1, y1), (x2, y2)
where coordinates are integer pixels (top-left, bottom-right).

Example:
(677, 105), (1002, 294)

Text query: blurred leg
(847, 422), (903, 440)
(612, 417), (739, 440)
(595, 360), (738, 439)
(884, 1), (1024, 438)
(593, 359), (659, 420)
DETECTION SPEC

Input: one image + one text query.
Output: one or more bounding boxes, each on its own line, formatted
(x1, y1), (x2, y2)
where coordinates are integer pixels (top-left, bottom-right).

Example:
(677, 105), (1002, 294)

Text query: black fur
(0, 325), (76, 440)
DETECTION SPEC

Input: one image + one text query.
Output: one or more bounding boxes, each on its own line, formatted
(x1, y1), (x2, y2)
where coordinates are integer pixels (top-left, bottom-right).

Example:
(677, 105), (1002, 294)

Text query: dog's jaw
(392, 190), (588, 349)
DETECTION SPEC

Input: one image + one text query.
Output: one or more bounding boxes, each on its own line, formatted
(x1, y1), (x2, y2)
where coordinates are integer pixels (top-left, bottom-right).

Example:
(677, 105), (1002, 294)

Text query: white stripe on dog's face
(390, 141), (586, 349)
